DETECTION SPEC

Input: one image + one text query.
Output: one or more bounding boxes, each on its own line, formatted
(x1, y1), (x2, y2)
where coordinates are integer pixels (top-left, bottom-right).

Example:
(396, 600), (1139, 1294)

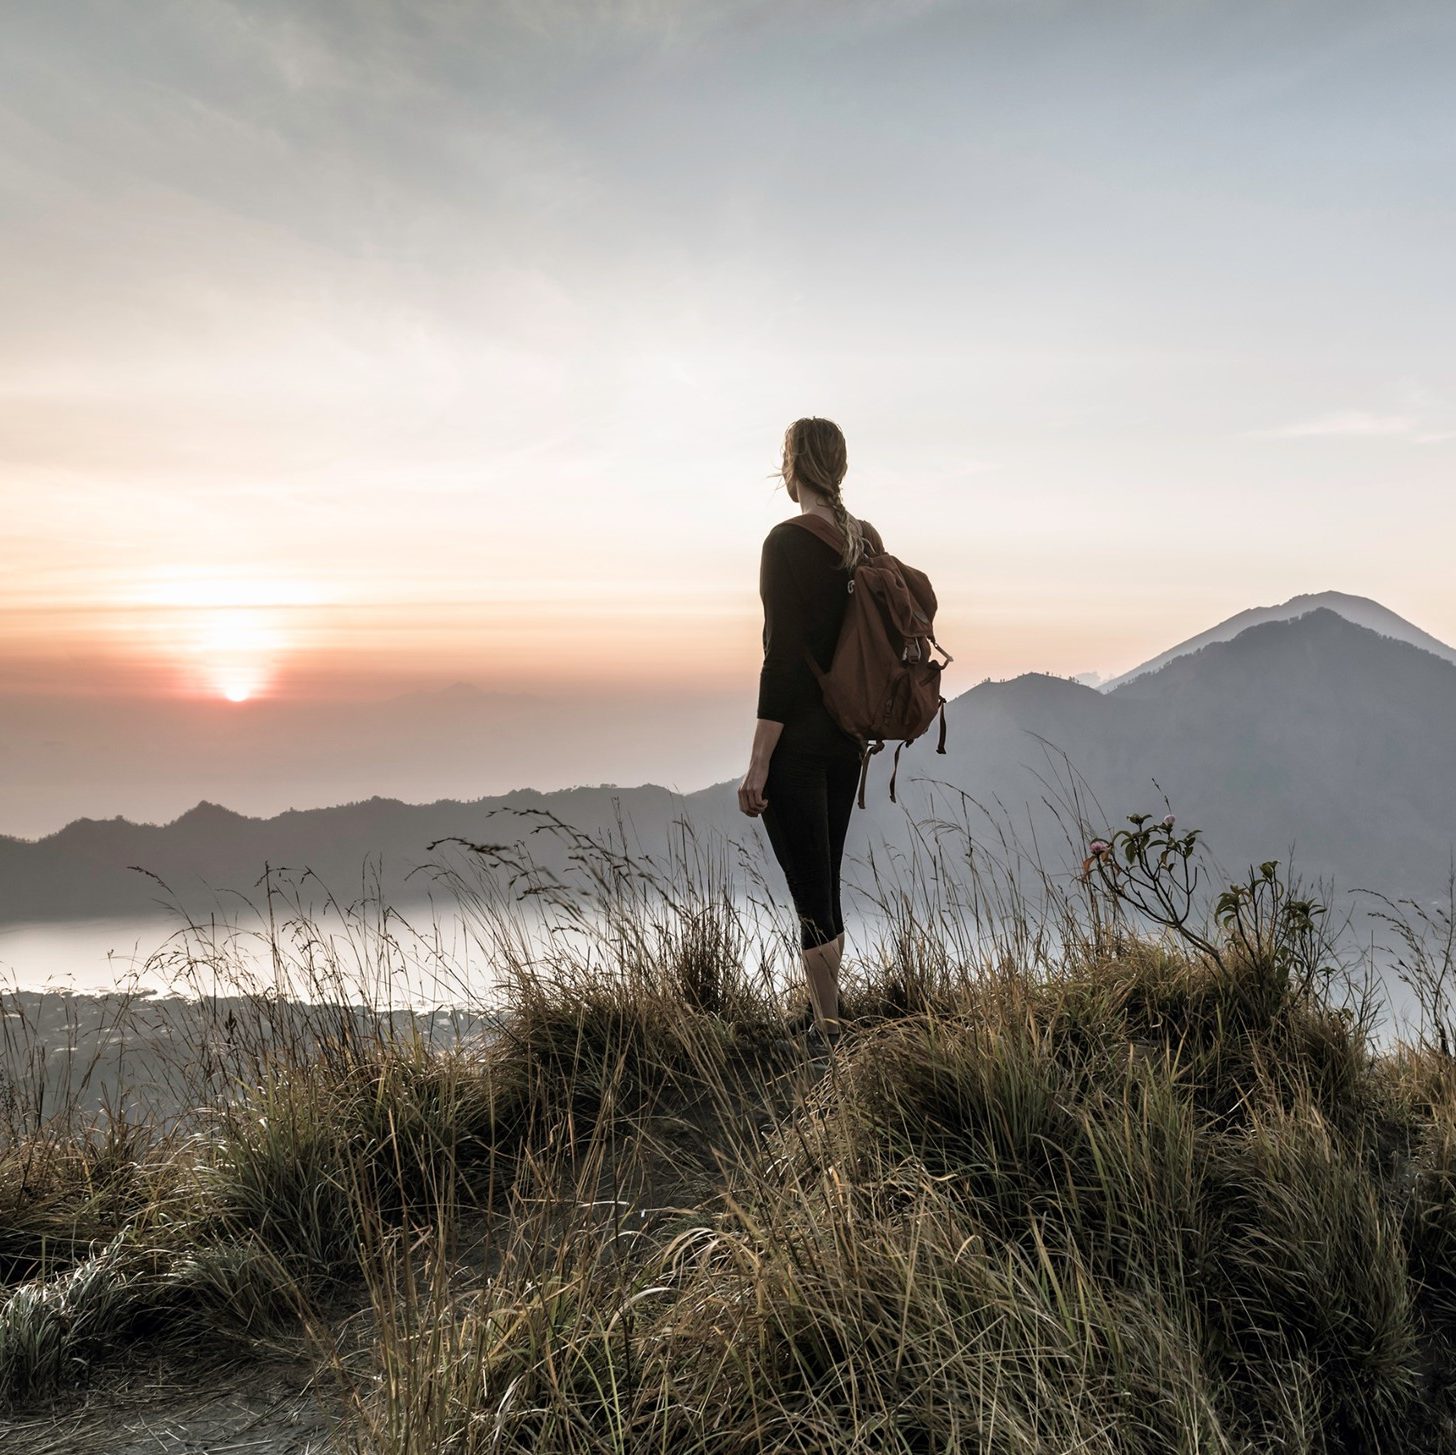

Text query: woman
(738, 416), (875, 1048)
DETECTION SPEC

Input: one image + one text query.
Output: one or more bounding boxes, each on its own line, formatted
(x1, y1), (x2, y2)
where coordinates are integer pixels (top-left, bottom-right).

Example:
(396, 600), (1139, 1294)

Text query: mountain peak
(1102, 592), (1456, 690)
(1107, 607), (1456, 704)
(171, 800), (246, 826)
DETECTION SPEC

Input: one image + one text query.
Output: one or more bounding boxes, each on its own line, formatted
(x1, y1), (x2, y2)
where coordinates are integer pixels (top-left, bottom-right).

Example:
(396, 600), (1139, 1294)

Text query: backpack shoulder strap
(782, 513), (845, 555)
(784, 513), (884, 560)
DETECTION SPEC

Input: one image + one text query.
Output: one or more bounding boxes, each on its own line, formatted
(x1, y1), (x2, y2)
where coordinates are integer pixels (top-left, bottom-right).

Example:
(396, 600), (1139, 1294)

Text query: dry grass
(3, 805), (1456, 1452)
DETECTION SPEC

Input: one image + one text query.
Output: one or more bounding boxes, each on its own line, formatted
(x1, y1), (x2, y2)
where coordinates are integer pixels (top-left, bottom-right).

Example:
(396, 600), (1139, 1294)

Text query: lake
(0, 895), (1426, 1045)
(0, 893), (827, 1008)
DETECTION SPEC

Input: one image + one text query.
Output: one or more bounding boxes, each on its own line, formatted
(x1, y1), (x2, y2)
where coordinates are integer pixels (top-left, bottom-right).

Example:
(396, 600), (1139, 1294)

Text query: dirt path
(2, 1357), (346, 1455)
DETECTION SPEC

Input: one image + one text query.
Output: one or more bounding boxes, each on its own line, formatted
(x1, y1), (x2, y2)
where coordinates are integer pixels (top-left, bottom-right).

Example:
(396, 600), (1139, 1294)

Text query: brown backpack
(787, 514), (953, 808)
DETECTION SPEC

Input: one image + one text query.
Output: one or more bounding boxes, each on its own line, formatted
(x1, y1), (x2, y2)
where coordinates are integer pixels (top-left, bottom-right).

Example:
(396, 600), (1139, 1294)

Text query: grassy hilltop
(3, 811), (1456, 1453)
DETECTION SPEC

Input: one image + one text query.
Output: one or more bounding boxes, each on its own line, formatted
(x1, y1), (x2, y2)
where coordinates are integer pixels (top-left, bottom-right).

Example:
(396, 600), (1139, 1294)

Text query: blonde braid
(826, 488), (865, 572)
(780, 416), (862, 570)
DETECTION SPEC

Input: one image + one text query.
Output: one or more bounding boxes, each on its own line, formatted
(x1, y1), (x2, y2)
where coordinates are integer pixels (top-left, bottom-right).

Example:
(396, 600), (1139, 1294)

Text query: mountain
(0, 683), (751, 841)
(940, 609), (1456, 900)
(1102, 591), (1456, 690)
(808, 608), (1456, 924)
(5, 607), (1456, 925)
(0, 784), (715, 924)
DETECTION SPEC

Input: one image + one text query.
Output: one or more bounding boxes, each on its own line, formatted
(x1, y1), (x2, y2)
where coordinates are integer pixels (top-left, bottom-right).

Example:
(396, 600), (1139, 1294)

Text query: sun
(192, 611), (280, 703)
(129, 573), (315, 702)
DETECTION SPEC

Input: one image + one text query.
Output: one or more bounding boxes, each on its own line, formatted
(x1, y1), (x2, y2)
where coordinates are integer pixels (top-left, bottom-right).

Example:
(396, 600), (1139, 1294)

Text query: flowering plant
(1079, 811), (1219, 963)
(1080, 810), (1331, 988)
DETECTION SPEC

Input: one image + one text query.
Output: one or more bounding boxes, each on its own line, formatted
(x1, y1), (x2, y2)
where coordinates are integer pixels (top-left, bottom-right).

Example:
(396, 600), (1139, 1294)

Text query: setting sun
(188, 608), (285, 702)
(93, 572), (318, 701)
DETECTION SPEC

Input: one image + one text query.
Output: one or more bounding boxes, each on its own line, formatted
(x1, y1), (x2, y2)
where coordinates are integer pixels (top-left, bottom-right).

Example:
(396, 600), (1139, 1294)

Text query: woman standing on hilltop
(739, 417), (877, 1048)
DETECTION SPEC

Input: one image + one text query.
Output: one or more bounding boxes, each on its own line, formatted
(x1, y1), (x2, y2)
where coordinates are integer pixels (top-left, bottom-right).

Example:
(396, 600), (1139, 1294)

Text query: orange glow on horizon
(3, 560), (1247, 703)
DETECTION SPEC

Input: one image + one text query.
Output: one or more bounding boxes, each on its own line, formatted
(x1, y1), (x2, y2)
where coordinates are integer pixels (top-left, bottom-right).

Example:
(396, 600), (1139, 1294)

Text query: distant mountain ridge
(1102, 591), (1456, 689)
(4, 602), (1456, 924)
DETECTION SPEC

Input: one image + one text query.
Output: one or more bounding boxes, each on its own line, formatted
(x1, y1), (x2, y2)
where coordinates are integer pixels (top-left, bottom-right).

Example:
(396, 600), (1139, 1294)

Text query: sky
(3, 0), (1455, 833)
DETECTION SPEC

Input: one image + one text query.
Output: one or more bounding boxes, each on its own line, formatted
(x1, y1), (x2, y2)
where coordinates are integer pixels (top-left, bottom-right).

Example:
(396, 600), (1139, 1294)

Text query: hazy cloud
(1252, 411), (1453, 442)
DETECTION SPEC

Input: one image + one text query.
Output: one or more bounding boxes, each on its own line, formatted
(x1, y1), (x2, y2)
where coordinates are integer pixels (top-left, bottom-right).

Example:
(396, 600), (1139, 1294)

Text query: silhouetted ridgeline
(4, 607), (1456, 924)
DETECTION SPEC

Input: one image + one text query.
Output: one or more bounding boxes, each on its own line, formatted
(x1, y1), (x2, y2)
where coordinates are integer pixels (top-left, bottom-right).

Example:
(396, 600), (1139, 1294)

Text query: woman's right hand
(738, 761), (769, 817)
(739, 721), (783, 817)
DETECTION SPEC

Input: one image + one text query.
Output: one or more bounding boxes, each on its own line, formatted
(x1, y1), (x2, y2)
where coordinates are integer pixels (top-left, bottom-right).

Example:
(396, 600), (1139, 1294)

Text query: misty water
(0, 905), (1424, 1035)
(0, 897), (881, 1009)
(0, 916), (185, 997)
(0, 908), (591, 1007)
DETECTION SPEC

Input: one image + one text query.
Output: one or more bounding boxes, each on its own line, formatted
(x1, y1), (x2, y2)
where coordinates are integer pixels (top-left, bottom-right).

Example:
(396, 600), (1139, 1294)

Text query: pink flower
(1088, 839), (1111, 855)
(1160, 814), (1176, 830)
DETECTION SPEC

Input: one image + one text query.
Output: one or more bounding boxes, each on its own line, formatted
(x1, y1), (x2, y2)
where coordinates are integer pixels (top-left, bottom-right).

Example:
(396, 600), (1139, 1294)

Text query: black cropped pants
(761, 747), (862, 952)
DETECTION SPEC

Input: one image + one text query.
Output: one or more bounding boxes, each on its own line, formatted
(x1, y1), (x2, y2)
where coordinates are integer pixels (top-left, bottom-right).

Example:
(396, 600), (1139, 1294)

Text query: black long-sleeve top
(757, 518), (872, 757)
